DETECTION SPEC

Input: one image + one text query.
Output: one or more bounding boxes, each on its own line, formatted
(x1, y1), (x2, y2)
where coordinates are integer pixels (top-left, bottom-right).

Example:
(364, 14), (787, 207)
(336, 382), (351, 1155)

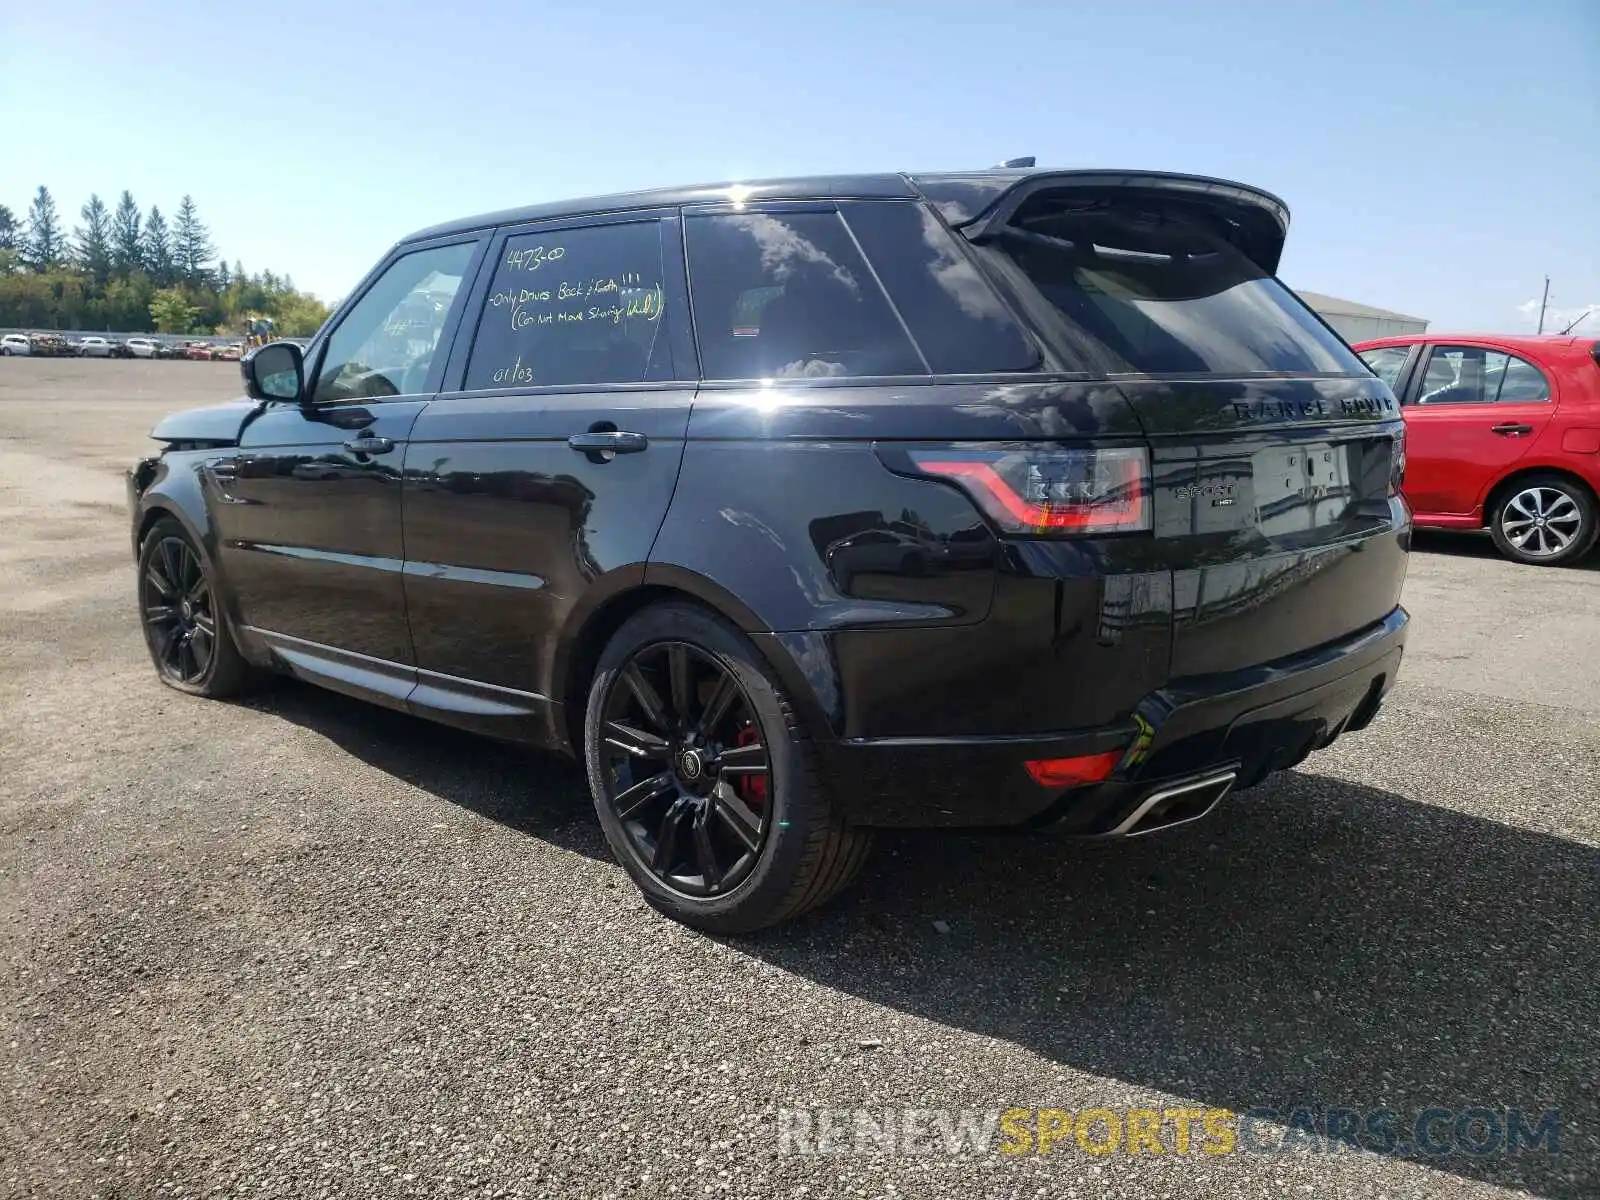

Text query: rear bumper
(819, 605), (1406, 832)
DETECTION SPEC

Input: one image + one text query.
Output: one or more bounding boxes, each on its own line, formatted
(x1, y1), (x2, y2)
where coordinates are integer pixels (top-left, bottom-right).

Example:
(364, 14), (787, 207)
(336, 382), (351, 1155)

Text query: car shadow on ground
(1411, 528), (1600, 571)
(237, 680), (610, 861)
(751, 773), (1600, 1197)
(241, 679), (1596, 1197)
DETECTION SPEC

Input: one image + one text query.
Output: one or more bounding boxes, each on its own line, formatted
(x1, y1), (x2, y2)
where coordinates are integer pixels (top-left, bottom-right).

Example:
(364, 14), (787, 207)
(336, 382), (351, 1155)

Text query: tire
(137, 517), (259, 697)
(583, 602), (872, 933)
(1488, 473), (1598, 566)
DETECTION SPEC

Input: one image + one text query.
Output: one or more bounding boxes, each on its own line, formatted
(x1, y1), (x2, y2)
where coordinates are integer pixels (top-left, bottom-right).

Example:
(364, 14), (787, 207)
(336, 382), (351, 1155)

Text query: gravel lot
(3, 357), (1598, 1199)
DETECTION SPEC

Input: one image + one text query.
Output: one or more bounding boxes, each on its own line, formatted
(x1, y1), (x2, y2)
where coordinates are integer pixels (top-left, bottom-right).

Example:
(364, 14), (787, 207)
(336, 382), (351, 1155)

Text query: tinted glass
(685, 210), (923, 380)
(464, 221), (676, 391)
(1496, 354), (1551, 402)
(313, 241), (475, 402)
(844, 201), (1039, 375)
(982, 198), (1364, 375)
(1359, 346), (1412, 390)
(1416, 347), (1550, 405)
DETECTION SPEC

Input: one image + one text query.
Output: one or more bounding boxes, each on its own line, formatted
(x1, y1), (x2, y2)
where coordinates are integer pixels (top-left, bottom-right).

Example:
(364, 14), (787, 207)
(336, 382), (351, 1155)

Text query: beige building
(1296, 290), (1429, 343)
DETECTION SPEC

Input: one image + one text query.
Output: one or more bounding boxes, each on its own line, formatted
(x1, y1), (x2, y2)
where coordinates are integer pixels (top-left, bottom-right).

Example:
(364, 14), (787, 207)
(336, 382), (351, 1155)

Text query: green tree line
(0, 186), (330, 337)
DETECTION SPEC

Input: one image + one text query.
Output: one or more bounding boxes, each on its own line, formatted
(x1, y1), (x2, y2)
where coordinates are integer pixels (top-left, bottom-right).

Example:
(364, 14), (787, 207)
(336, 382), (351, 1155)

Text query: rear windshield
(982, 197), (1364, 376)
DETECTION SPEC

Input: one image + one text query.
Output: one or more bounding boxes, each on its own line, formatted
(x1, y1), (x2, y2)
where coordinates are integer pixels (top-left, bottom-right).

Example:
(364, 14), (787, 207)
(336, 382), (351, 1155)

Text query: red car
(1354, 334), (1600, 565)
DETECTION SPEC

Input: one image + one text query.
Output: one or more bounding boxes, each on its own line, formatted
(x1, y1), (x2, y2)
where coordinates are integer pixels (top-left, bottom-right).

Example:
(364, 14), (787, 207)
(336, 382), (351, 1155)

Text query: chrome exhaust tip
(1108, 769), (1238, 837)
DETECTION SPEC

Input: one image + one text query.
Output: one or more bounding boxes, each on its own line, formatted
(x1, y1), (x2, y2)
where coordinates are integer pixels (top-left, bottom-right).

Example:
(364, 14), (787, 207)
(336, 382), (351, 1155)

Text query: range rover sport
(127, 167), (1410, 932)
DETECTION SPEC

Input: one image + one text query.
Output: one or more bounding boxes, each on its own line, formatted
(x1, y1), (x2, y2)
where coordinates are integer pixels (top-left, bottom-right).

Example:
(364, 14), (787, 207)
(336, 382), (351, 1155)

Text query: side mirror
(242, 341), (305, 404)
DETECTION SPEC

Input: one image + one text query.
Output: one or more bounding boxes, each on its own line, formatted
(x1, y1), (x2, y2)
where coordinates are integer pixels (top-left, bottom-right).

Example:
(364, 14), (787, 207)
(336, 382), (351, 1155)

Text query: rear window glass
(843, 201), (1039, 375)
(685, 210), (924, 380)
(982, 197), (1364, 376)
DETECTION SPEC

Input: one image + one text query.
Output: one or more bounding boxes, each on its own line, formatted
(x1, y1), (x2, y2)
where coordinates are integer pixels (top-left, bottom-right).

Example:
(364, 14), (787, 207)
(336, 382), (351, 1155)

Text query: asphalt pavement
(3, 357), (1597, 1199)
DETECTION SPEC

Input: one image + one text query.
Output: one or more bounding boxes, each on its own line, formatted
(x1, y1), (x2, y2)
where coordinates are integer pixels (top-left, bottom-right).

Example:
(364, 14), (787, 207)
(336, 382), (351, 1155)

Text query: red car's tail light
(1024, 750), (1124, 789)
(905, 446), (1151, 536)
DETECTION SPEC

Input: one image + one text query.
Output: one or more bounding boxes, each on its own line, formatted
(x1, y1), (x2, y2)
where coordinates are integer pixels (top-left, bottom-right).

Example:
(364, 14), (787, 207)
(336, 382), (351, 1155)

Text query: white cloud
(1515, 297), (1599, 336)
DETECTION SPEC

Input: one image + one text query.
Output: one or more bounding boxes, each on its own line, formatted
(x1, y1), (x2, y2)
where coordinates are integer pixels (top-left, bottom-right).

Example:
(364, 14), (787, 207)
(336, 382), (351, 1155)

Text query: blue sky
(3, 0), (1596, 333)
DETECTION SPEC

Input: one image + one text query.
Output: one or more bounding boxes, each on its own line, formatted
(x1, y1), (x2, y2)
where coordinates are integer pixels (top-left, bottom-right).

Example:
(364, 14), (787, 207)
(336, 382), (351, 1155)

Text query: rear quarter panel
(646, 378), (1168, 739)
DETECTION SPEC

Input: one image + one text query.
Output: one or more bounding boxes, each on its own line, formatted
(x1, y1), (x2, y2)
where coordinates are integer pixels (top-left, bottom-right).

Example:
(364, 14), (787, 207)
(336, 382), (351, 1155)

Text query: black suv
(127, 168), (1409, 931)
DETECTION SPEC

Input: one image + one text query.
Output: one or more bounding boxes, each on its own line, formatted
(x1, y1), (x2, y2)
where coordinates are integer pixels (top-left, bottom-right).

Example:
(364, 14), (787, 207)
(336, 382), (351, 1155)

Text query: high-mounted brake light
(906, 446), (1151, 536)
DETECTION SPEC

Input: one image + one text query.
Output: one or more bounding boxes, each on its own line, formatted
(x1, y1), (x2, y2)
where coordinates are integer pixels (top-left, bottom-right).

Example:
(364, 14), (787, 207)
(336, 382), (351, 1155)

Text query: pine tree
(110, 191), (143, 275)
(0, 205), (18, 252)
(74, 194), (113, 284)
(173, 194), (215, 285)
(23, 186), (65, 272)
(142, 205), (174, 286)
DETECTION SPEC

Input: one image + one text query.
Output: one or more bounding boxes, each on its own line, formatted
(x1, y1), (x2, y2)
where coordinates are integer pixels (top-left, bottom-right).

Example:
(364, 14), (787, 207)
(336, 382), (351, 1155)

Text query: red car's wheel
(1489, 474), (1598, 566)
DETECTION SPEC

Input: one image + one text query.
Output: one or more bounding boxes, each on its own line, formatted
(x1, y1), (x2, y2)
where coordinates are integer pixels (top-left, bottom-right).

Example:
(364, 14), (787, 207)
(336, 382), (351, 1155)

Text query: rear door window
(978, 194), (1365, 376)
(684, 210), (924, 380)
(842, 201), (1039, 375)
(463, 219), (679, 391)
(1415, 346), (1550, 405)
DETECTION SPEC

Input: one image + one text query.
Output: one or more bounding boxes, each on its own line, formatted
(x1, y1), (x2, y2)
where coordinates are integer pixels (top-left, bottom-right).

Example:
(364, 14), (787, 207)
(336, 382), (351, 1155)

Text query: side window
(463, 220), (676, 391)
(1497, 354), (1551, 402)
(842, 201), (1039, 374)
(1358, 345), (1411, 391)
(313, 241), (476, 403)
(1416, 346), (1550, 405)
(685, 210), (923, 380)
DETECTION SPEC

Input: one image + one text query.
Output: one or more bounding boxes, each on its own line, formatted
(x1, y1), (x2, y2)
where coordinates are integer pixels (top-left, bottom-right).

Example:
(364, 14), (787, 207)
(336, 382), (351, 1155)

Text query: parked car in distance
(1355, 334), (1600, 565)
(0, 333), (31, 356)
(77, 336), (116, 358)
(128, 166), (1410, 932)
(29, 333), (72, 357)
(214, 342), (243, 362)
(126, 338), (161, 359)
(181, 341), (216, 361)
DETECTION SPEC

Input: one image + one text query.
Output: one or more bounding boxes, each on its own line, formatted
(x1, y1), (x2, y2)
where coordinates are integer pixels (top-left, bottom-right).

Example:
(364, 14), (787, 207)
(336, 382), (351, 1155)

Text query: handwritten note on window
(465, 223), (674, 390)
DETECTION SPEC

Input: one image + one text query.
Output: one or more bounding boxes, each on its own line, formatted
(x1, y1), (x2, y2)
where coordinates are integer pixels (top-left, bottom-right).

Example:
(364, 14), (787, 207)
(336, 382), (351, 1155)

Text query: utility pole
(1537, 276), (1550, 334)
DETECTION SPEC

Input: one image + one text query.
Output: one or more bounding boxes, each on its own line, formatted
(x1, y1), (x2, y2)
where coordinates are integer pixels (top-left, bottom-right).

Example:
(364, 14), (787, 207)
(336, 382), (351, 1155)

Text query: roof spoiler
(943, 170), (1291, 275)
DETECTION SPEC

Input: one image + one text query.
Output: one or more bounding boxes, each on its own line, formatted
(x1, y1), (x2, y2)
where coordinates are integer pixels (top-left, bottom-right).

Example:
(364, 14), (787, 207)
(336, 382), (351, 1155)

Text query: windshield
(982, 197), (1364, 376)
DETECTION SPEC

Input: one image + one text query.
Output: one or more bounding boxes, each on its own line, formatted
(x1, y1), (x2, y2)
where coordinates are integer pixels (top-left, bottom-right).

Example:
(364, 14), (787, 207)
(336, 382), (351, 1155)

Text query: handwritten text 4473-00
(503, 244), (565, 271)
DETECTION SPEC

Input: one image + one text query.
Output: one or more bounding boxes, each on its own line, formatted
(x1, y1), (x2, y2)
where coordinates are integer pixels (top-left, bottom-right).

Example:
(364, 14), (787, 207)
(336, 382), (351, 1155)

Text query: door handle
(567, 430), (649, 456)
(344, 435), (395, 455)
(1489, 423), (1533, 437)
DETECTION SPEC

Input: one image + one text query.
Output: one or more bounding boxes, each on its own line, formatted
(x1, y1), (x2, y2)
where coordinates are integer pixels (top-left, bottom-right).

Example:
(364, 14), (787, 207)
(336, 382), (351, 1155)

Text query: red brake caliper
(735, 724), (767, 807)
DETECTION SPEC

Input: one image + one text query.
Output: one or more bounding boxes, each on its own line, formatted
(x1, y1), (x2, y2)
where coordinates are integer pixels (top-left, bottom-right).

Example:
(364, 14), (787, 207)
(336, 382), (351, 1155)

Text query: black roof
(399, 168), (1291, 247)
(402, 173), (919, 243)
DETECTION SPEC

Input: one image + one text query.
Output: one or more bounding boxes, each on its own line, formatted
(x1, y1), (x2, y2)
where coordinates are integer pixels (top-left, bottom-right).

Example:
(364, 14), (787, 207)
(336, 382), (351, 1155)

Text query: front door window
(313, 242), (476, 402)
(1358, 345), (1412, 392)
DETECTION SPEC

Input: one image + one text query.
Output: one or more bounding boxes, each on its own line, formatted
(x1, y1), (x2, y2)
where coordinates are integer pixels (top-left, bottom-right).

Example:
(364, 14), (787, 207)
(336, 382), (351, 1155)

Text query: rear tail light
(1024, 750), (1124, 788)
(901, 445), (1151, 536)
(1389, 425), (1406, 496)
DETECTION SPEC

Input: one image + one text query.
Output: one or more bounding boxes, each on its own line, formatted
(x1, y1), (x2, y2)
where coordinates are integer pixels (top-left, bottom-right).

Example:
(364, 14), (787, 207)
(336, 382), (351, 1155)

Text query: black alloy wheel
(136, 518), (257, 697)
(597, 640), (772, 897)
(142, 535), (217, 685)
(584, 602), (872, 933)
